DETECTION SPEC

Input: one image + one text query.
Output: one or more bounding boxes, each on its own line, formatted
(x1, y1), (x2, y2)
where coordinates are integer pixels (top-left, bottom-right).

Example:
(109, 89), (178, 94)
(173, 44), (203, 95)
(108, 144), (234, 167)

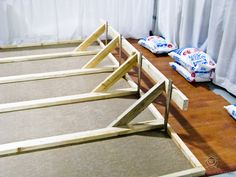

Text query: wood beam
(93, 53), (138, 92)
(82, 36), (119, 69)
(0, 88), (137, 113)
(74, 24), (106, 52)
(0, 50), (99, 64)
(0, 39), (83, 50)
(0, 67), (117, 84)
(109, 80), (165, 127)
(0, 120), (163, 156)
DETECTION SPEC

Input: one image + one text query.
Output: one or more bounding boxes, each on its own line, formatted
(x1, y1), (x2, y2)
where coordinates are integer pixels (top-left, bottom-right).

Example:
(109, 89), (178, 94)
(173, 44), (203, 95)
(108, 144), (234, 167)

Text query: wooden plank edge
(0, 120), (163, 156)
(0, 50), (100, 64)
(167, 125), (204, 168)
(0, 66), (117, 84)
(0, 88), (137, 113)
(107, 25), (189, 110)
(0, 39), (84, 50)
(159, 167), (205, 177)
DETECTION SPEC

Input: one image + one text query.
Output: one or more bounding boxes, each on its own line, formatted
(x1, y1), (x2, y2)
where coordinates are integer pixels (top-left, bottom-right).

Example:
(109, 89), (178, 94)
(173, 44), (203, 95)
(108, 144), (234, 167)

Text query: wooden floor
(115, 39), (236, 176)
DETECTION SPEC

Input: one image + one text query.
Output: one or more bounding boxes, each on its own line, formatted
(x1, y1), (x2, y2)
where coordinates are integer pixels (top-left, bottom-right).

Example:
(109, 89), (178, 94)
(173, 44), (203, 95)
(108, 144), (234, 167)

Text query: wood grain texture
(0, 67), (117, 84)
(0, 50), (99, 64)
(119, 39), (236, 176)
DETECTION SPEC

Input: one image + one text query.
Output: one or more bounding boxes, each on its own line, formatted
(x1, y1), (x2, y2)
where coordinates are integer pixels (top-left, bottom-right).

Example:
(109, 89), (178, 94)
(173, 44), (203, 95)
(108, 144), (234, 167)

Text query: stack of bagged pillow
(138, 36), (176, 54)
(139, 36), (235, 120)
(138, 36), (216, 82)
(168, 48), (216, 82)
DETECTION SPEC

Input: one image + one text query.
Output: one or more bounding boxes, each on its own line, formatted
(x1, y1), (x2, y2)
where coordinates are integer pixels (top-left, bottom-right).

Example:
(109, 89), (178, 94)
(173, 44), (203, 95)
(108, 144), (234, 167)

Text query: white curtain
(0, 0), (153, 45)
(154, 0), (236, 96)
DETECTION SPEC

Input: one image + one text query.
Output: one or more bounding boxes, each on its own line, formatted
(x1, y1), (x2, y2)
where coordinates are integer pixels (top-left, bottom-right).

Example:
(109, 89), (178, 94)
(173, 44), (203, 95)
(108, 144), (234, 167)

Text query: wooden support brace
(93, 53), (138, 92)
(0, 120), (163, 156)
(109, 80), (165, 127)
(0, 88), (137, 113)
(0, 67), (117, 84)
(107, 24), (189, 110)
(74, 23), (106, 52)
(164, 79), (173, 132)
(0, 50), (99, 64)
(97, 38), (119, 66)
(82, 36), (119, 69)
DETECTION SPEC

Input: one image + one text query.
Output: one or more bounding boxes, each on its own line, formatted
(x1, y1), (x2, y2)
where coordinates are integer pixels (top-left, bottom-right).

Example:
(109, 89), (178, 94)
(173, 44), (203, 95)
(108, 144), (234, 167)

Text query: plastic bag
(168, 47), (216, 73)
(224, 104), (236, 120)
(138, 36), (176, 54)
(169, 62), (212, 82)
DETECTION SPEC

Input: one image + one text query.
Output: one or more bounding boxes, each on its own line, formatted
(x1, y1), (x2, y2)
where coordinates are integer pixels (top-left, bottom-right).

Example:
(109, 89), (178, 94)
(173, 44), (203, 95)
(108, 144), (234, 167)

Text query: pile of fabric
(169, 48), (216, 82)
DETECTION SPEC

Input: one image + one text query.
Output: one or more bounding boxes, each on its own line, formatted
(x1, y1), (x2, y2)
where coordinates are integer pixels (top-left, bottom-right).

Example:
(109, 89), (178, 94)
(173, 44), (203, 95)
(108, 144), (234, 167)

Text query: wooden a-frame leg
(82, 36), (119, 69)
(93, 53), (138, 92)
(109, 80), (165, 127)
(164, 79), (173, 132)
(74, 23), (106, 52)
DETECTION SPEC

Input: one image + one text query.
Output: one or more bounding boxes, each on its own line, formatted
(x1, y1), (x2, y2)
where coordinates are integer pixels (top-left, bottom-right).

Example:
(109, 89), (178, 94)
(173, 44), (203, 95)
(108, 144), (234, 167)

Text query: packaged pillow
(168, 47), (216, 73)
(169, 62), (212, 82)
(138, 36), (176, 54)
(224, 104), (236, 120)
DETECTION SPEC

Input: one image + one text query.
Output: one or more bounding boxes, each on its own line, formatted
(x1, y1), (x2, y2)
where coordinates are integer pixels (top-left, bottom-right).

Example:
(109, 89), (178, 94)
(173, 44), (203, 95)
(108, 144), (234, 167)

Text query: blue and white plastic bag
(168, 47), (216, 73)
(138, 36), (176, 54)
(224, 104), (236, 120)
(169, 62), (212, 82)
(169, 47), (216, 82)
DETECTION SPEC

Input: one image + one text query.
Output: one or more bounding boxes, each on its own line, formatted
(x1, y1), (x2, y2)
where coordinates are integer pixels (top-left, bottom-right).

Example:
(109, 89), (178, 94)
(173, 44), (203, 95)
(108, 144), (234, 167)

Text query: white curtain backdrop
(154, 0), (236, 96)
(0, 0), (153, 45)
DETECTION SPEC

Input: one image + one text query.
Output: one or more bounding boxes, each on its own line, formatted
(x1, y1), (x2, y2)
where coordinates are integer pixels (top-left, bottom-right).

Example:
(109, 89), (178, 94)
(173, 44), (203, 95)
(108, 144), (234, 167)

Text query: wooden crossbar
(0, 67), (117, 84)
(93, 53), (138, 92)
(0, 50), (99, 64)
(74, 23), (106, 52)
(0, 39), (83, 50)
(82, 36), (119, 69)
(109, 80), (165, 127)
(0, 120), (163, 156)
(0, 88), (137, 113)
